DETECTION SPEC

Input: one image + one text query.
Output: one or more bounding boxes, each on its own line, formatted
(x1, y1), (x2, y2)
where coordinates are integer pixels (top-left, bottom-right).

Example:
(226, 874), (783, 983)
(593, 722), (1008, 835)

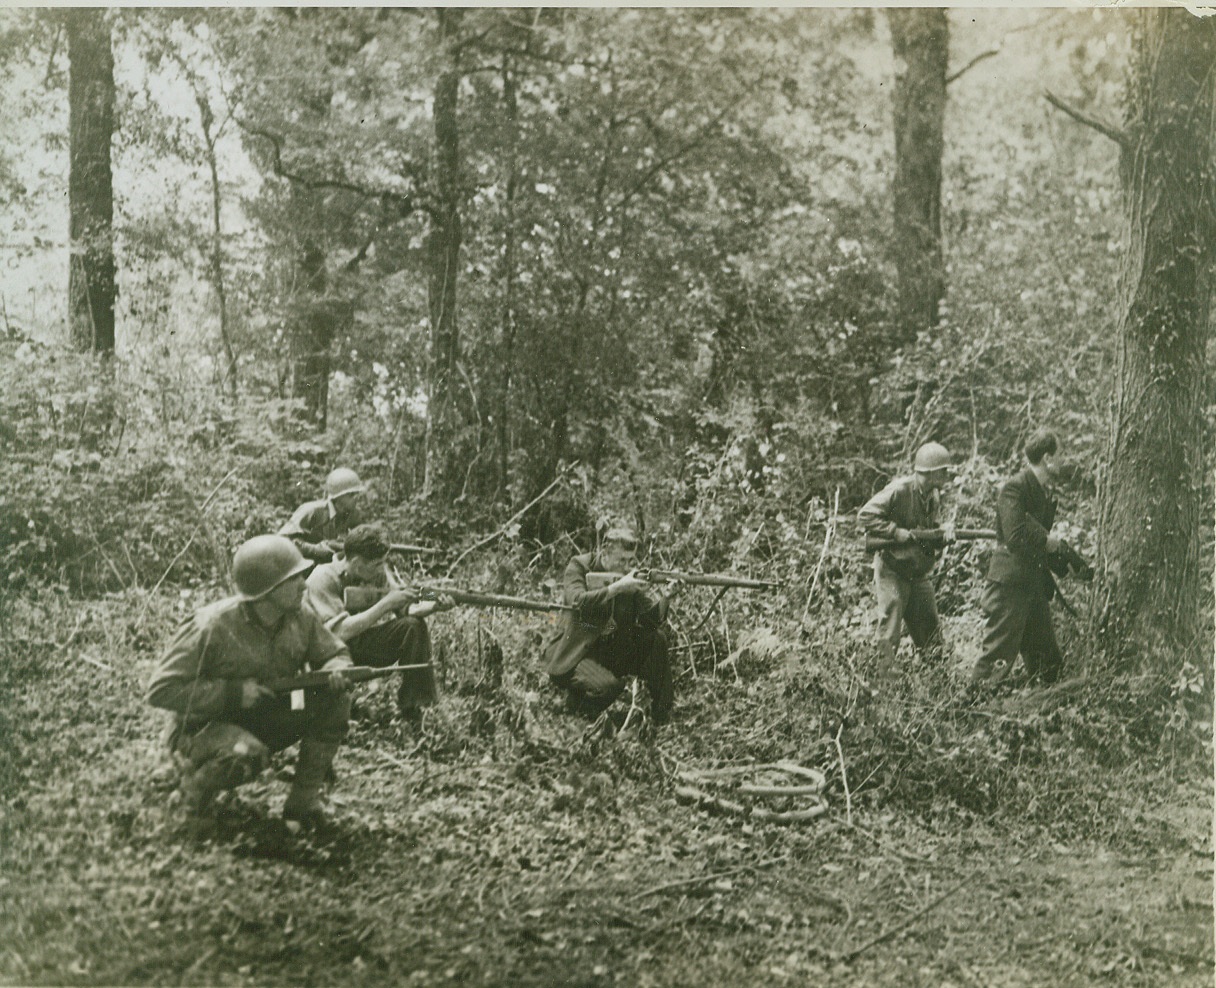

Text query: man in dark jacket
(858, 442), (953, 680)
(971, 430), (1067, 687)
(541, 525), (675, 725)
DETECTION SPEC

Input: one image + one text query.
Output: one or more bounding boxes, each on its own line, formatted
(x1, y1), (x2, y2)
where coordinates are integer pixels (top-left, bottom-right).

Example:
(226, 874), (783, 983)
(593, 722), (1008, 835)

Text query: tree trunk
(196, 91), (238, 402)
(496, 54), (519, 503)
(290, 241), (335, 429)
(423, 9), (463, 500)
(887, 8), (948, 347)
(1099, 10), (1215, 661)
(67, 9), (115, 353)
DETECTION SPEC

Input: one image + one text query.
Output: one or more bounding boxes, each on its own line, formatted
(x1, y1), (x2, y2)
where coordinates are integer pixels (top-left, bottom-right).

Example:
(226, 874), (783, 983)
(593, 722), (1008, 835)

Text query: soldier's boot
(283, 741), (340, 827)
(177, 760), (233, 839)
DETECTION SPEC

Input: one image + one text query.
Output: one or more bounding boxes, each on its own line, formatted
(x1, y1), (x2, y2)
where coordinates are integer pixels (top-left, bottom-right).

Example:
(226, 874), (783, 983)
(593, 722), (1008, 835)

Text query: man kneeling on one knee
(148, 535), (353, 827)
(305, 523), (454, 724)
(542, 525), (675, 725)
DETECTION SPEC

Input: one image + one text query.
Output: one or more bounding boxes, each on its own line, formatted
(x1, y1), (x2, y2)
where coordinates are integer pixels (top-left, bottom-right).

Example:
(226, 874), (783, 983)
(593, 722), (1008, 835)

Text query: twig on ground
(630, 854), (788, 901)
(800, 487), (839, 630)
(834, 723), (853, 828)
(445, 464), (577, 577)
(839, 874), (973, 963)
(79, 653), (113, 671)
(138, 465), (244, 626)
(620, 677), (644, 732)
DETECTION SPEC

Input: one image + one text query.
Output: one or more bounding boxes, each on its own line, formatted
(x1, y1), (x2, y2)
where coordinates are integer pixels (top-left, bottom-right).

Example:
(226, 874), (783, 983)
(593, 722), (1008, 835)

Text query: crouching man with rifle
(542, 525), (677, 726)
(148, 536), (355, 831)
(858, 442), (961, 683)
(305, 524), (455, 726)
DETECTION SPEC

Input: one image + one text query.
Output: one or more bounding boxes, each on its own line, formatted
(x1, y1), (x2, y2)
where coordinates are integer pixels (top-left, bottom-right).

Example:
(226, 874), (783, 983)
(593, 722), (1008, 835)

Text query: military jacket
(147, 596), (350, 730)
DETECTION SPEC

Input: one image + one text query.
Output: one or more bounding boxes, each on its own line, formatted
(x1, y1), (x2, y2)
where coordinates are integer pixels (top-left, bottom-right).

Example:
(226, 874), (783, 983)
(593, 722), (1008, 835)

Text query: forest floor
(0, 592), (1211, 988)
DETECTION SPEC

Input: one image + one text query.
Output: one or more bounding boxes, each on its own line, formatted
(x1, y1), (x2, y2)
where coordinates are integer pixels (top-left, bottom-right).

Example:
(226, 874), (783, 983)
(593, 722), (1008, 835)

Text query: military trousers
(873, 555), (943, 670)
(347, 614), (438, 714)
(171, 688), (350, 801)
(556, 626), (673, 724)
(972, 579), (1062, 685)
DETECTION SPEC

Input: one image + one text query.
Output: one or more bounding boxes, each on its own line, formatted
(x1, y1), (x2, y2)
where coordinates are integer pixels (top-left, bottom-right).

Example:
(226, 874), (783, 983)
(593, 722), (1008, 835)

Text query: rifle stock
(344, 583), (571, 615)
(268, 664), (430, 694)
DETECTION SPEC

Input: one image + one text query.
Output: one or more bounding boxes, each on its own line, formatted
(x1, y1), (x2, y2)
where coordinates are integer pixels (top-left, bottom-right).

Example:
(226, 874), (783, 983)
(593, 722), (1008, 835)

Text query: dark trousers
(172, 689), (350, 795)
(972, 580), (1063, 685)
(347, 615), (437, 713)
(556, 626), (673, 724)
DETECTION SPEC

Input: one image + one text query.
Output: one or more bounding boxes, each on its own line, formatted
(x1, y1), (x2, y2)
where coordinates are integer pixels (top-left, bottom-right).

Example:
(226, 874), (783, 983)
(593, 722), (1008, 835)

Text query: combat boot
(283, 740), (340, 827)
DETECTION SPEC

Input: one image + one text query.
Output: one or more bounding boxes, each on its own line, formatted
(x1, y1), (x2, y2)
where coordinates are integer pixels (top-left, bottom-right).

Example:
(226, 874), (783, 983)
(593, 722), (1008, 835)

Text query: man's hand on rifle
(611, 570), (651, 596)
(240, 679), (275, 709)
(941, 523), (956, 544)
(379, 587), (419, 614)
(893, 528), (913, 544)
(411, 592), (457, 617)
(319, 660), (352, 693)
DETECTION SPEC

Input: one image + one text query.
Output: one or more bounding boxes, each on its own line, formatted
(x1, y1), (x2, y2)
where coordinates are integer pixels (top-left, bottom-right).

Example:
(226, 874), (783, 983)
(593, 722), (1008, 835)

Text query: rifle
(585, 569), (782, 592)
(863, 528), (996, 553)
(389, 543), (440, 556)
(268, 664), (429, 694)
(344, 584), (572, 615)
(1047, 540), (1095, 582)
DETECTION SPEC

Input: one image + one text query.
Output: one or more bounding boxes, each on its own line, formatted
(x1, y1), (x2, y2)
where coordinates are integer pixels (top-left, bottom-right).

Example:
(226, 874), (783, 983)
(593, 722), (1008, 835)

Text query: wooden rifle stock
(344, 583), (571, 614)
(268, 664), (430, 693)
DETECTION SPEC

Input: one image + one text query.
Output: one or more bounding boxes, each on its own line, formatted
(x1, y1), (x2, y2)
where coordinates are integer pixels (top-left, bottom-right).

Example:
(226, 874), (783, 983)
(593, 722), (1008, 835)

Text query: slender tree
(66, 8), (115, 353)
(422, 8), (465, 499)
(887, 8), (948, 346)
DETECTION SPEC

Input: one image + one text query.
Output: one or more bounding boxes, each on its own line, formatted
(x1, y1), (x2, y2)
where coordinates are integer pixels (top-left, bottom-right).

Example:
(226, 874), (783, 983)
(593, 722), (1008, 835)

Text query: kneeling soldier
(542, 525), (675, 725)
(305, 523), (453, 725)
(148, 535), (352, 830)
(279, 467), (367, 563)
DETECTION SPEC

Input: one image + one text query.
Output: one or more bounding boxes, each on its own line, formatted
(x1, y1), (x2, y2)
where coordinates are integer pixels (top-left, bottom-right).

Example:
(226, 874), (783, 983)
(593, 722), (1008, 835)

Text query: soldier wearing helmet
(971, 429), (1067, 690)
(279, 468), (367, 563)
(858, 442), (954, 682)
(541, 522), (675, 725)
(148, 535), (353, 833)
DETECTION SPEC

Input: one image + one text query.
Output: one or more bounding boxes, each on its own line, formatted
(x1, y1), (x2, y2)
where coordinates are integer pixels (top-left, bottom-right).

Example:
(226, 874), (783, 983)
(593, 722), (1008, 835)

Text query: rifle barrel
(389, 543), (440, 555)
(269, 663), (430, 693)
(587, 570), (781, 591)
(647, 569), (782, 590)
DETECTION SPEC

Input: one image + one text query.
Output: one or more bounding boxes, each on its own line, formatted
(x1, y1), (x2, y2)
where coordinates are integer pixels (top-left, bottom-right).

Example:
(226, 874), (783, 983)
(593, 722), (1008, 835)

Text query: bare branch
(946, 46), (1000, 85)
(240, 122), (427, 217)
(1044, 90), (1128, 149)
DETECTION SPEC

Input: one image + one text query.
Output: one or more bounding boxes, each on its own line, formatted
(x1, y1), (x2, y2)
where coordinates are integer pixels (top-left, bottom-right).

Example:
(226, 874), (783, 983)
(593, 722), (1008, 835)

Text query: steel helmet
(232, 535), (312, 600)
(324, 467), (366, 500)
(913, 442), (952, 473)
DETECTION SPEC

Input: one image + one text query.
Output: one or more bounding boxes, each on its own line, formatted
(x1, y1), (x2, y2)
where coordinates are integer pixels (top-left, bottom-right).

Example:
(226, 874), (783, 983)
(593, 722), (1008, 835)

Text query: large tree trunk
(290, 241), (335, 429)
(1099, 10), (1215, 661)
(67, 9), (116, 353)
(422, 9), (463, 500)
(887, 8), (948, 347)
